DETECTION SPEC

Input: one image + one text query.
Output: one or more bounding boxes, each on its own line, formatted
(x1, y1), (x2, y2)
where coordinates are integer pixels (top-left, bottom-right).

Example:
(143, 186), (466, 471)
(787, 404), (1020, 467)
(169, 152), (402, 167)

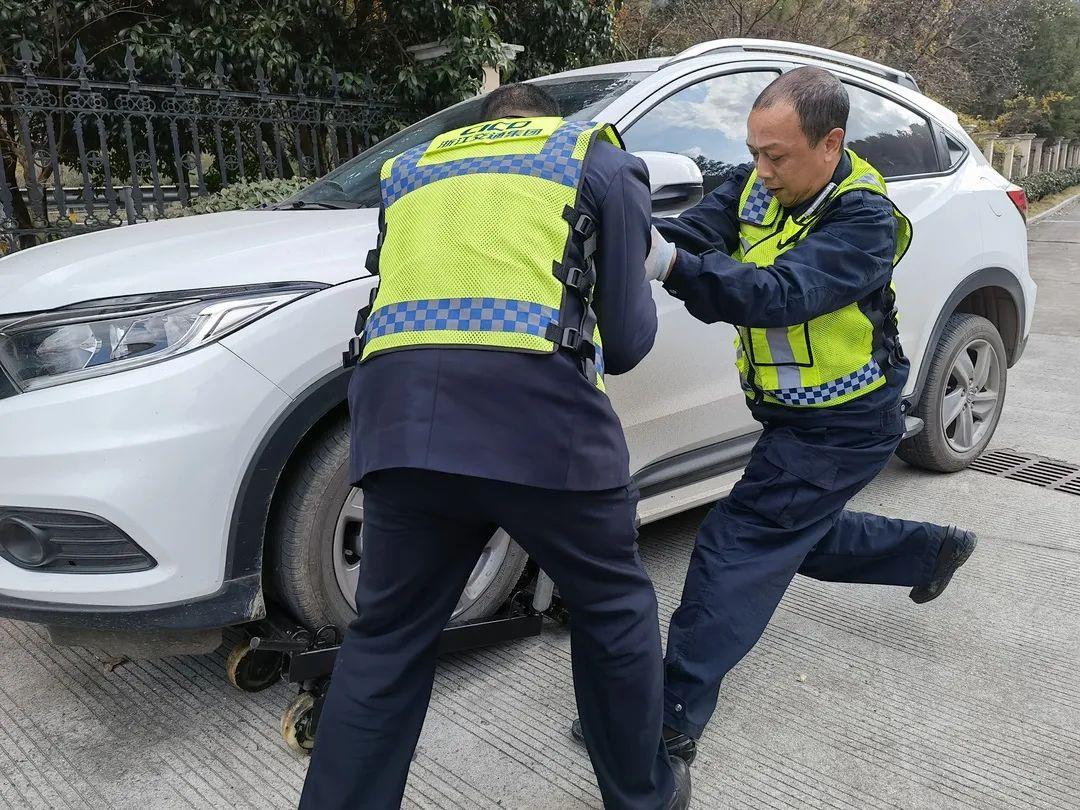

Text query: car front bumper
(0, 343), (291, 629)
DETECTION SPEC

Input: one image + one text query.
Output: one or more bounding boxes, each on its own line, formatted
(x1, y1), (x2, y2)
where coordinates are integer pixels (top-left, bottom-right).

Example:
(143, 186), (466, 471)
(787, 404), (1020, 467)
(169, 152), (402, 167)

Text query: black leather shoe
(667, 756), (691, 810)
(910, 527), (978, 604)
(569, 719), (698, 765)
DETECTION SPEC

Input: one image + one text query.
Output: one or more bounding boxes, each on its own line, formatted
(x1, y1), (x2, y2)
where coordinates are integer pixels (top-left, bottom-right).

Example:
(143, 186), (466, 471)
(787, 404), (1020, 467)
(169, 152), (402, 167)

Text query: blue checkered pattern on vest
(743, 359), (884, 405)
(739, 179), (774, 225)
(381, 122), (592, 207)
(365, 296), (607, 374)
(365, 297), (559, 341)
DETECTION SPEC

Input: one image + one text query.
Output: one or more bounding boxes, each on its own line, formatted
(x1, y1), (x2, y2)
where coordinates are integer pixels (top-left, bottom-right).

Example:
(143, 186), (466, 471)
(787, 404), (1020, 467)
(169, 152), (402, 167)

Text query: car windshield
(282, 72), (647, 209)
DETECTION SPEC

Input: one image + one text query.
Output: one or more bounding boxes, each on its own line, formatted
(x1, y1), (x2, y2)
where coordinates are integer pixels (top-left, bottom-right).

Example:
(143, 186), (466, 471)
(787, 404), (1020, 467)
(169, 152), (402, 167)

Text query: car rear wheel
(266, 417), (529, 631)
(897, 313), (1007, 472)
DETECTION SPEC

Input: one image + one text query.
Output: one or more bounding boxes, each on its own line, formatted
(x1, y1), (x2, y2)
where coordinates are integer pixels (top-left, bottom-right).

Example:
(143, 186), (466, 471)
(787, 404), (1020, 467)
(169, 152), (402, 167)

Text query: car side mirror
(634, 151), (704, 215)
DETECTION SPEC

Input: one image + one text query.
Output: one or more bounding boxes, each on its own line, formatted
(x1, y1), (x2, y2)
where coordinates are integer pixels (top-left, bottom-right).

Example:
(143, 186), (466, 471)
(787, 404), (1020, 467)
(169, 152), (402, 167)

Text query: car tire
(265, 417), (529, 630)
(897, 313), (1008, 473)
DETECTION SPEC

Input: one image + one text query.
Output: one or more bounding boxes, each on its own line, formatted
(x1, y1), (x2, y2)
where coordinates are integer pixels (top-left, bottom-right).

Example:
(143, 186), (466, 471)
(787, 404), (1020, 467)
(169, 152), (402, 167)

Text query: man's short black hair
(752, 67), (849, 146)
(480, 82), (560, 120)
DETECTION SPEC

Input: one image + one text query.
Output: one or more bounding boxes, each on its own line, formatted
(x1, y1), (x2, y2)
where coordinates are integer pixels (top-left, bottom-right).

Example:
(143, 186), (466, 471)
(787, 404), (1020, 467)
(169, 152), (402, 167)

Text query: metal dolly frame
(225, 570), (562, 754)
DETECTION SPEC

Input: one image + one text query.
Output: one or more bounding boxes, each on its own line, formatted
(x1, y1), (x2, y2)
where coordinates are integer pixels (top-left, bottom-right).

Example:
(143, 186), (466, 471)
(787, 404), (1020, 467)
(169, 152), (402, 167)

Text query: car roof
(541, 58), (667, 79)
(537, 40), (961, 133)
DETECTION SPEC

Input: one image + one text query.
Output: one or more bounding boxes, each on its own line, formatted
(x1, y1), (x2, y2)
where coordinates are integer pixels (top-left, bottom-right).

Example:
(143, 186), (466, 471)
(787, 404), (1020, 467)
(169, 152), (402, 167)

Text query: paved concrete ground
(3, 203), (1079, 809)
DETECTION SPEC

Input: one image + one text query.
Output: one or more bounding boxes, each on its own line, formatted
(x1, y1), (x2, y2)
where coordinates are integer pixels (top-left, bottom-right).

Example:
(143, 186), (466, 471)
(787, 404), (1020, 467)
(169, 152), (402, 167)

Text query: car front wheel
(897, 313), (1008, 472)
(265, 417), (529, 631)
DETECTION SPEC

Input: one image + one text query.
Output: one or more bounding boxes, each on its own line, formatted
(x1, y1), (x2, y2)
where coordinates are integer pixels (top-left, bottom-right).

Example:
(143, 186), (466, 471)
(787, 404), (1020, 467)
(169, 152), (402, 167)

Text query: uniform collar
(787, 150), (851, 219)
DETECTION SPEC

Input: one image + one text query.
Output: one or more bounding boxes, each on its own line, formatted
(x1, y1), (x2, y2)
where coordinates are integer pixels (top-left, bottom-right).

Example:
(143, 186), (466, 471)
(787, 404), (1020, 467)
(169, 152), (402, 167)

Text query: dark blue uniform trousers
(300, 468), (675, 810)
(663, 423), (946, 738)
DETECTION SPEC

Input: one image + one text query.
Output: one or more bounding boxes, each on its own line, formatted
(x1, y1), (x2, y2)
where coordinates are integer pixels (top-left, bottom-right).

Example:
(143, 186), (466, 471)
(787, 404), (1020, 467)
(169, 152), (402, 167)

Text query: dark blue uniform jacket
(348, 142), (657, 491)
(655, 152), (910, 434)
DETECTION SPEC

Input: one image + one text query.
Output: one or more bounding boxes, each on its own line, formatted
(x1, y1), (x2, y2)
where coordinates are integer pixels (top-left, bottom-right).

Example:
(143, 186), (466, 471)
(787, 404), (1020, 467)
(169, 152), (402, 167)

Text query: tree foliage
(613, 0), (1080, 138)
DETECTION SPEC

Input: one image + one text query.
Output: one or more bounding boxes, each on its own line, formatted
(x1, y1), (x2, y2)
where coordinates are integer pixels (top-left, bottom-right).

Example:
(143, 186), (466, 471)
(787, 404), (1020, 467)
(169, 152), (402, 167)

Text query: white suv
(0, 39), (1033, 655)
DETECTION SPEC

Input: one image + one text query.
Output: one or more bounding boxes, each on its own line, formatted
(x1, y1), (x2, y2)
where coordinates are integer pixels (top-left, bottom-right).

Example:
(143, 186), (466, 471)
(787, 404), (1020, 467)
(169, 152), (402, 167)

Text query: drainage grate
(971, 449), (1080, 496)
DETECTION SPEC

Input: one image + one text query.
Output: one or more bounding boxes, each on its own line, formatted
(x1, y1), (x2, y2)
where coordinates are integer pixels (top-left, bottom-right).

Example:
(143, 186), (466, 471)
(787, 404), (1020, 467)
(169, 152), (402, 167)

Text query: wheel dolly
(225, 570), (564, 754)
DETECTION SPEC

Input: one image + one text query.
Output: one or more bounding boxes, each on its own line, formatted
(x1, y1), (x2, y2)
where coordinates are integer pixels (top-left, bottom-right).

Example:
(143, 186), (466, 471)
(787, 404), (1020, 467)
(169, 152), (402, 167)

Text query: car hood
(0, 209), (379, 314)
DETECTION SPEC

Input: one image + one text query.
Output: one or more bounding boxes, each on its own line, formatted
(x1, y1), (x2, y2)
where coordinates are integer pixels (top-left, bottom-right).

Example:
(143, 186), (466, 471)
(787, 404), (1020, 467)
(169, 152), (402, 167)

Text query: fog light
(0, 517), (54, 567)
(0, 508), (154, 573)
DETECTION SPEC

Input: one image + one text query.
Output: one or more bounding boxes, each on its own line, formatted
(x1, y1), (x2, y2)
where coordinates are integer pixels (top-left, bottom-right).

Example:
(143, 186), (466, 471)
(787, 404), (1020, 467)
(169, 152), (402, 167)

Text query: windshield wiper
(277, 198), (363, 211)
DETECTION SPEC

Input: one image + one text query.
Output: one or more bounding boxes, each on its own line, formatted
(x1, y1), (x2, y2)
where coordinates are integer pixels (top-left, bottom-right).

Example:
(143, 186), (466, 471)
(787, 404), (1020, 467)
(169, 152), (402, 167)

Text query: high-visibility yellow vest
(733, 150), (912, 407)
(355, 116), (623, 391)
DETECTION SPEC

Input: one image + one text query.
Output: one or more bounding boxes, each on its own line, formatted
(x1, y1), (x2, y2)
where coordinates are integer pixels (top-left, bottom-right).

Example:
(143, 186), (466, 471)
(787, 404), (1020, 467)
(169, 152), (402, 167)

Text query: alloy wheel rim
(332, 487), (512, 618)
(940, 338), (1001, 453)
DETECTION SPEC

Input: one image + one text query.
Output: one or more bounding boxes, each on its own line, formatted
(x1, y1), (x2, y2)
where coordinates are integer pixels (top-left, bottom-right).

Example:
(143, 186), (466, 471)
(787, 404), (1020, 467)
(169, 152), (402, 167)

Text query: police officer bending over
(300, 83), (690, 809)
(569, 66), (979, 765)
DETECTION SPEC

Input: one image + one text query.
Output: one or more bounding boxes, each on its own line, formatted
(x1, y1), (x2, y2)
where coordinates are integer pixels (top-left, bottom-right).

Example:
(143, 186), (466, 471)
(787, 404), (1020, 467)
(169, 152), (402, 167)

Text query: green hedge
(164, 178), (313, 218)
(1019, 167), (1080, 203)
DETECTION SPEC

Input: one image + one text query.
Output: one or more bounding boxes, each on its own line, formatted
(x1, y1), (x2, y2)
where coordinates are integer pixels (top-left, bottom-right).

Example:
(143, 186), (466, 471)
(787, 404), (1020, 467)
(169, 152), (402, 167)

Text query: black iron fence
(0, 41), (395, 254)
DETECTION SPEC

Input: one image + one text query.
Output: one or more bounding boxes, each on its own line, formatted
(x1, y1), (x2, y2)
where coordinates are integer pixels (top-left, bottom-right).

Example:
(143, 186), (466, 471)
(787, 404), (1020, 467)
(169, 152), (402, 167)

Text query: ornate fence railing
(0, 40), (395, 254)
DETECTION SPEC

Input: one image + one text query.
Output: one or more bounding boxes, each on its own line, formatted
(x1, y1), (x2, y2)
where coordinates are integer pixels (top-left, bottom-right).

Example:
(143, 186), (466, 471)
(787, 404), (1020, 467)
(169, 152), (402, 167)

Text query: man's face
(746, 102), (844, 208)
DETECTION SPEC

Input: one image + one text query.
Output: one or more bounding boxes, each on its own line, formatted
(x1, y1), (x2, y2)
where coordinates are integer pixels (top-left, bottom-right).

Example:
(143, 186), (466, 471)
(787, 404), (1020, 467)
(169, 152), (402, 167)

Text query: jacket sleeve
(662, 192), (898, 328)
(652, 164), (752, 256)
(590, 154), (657, 375)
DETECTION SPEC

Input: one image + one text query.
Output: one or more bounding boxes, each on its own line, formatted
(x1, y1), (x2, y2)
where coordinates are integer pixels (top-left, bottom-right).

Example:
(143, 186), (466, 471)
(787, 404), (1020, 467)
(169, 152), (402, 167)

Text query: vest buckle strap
(342, 335), (363, 369)
(562, 204), (596, 237)
(365, 247), (380, 275)
(573, 213), (595, 237)
(553, 262), (596, 296)
(355, 306), (371, 335)
(545, 322), (595, 360)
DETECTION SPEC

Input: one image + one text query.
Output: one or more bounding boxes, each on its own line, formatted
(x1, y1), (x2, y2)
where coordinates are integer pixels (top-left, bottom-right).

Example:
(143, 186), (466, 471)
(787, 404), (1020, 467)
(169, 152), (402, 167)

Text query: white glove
(644, 225), (676, 283)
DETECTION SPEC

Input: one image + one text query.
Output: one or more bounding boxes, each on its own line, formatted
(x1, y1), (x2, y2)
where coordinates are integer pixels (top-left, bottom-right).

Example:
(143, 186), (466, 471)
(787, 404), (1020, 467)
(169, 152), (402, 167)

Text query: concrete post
(1001, 137), (1019, 180)
(406, 42), (524, 95)
(1031, 137), (1047, 174)
(1055, 137), (1068, 170)
(1015, 133), (1036, 177)
(481, 45), (524, 93)
(973, 132), (998, 166)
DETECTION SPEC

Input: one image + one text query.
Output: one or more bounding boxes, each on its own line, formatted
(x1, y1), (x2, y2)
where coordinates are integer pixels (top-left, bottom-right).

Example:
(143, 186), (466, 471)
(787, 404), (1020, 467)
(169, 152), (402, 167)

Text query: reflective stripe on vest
(360, 117), (620, 391)
(732, 149), (912, 408)
(365, 297), (558, 341)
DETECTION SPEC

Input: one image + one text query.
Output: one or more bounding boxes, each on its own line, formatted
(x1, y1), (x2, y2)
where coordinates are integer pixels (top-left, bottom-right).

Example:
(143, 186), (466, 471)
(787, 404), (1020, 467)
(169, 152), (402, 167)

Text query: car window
(622, 71), (779, 194)
(291, 73), (647, 208)
(844, 84), (940, 178)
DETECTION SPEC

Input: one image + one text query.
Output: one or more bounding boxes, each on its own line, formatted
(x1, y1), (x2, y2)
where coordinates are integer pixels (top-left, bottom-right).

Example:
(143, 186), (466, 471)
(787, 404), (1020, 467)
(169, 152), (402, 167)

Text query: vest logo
(459, 120), (533, 135)
(438, 119), (545, 149)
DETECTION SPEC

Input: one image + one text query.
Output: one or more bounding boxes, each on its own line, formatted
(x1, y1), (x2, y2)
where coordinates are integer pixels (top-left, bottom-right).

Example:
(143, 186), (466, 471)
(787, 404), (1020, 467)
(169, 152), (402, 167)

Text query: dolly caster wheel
(225, 639), (284, 692)
(282, 691), (318, 756)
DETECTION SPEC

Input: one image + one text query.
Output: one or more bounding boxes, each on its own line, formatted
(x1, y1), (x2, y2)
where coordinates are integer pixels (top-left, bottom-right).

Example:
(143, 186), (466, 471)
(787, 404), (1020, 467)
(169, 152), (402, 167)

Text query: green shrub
(1019, 167), (1080, 202)
(165, 178), (313, 218)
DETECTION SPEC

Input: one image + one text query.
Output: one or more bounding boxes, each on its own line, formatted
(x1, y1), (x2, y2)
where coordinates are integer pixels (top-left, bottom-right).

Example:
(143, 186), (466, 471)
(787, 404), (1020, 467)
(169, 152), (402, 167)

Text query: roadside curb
(1029, 190), (1080, 225)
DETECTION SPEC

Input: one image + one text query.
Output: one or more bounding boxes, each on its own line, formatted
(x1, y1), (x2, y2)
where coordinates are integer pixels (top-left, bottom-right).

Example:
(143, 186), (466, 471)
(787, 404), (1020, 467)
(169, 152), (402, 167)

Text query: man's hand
(644, 225), (677, 283)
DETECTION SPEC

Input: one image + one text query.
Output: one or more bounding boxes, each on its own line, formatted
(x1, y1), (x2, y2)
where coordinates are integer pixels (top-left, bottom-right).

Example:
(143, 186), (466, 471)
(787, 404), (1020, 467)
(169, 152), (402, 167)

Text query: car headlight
(0, 283), (324, 392)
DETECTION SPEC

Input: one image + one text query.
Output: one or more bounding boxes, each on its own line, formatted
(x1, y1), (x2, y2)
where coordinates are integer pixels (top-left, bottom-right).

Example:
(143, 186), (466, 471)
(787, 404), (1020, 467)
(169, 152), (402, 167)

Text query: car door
(838, 78), (980, 397)
(604, 66), (779, 473)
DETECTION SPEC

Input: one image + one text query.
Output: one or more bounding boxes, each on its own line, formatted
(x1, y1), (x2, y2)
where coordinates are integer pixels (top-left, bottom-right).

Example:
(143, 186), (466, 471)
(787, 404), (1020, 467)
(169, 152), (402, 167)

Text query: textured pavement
(2, 203), (1079, 808)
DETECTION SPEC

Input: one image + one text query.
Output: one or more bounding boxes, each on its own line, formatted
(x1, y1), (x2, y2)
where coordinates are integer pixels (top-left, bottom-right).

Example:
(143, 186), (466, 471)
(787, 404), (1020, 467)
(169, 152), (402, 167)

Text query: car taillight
(1006, 187), (1028, 221)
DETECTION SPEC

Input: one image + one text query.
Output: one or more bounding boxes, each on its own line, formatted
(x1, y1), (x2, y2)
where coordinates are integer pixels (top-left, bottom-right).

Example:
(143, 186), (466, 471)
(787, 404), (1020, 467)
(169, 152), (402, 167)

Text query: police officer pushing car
(300, 83), (691, 809)
(570, 66), (979, 764)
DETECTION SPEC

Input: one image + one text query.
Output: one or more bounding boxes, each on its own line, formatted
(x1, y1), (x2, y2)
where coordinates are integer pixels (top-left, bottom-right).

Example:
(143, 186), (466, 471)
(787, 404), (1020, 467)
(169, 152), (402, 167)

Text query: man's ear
(824, 127), (846, 158)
